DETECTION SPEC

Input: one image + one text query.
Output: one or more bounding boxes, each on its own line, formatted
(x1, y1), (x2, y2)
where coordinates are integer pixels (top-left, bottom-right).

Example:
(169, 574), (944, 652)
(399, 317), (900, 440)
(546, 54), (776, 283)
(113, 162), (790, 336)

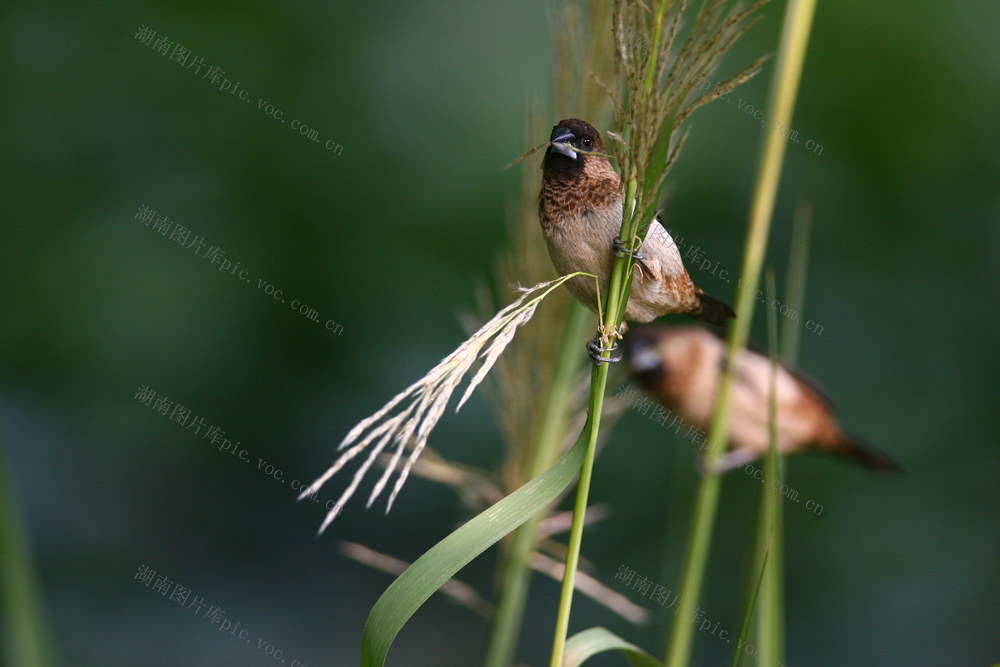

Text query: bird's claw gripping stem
(587, 338), (622, 365)
(613, 236), (646, 261)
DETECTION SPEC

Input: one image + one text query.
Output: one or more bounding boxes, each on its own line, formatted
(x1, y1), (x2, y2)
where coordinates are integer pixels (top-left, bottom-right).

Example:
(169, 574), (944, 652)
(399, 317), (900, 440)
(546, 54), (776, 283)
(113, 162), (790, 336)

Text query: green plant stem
(757, 194), (811, 664)
(0, 433), (53, 667)
(550, 177), (641, 667)
(548, 363), (610, 667)
(755, 270), (784, 666)
(641, 0), (671, 94)
(664, 2), (817, 665)
(484, 302), (591, 667)
(547, 10), (667, 648)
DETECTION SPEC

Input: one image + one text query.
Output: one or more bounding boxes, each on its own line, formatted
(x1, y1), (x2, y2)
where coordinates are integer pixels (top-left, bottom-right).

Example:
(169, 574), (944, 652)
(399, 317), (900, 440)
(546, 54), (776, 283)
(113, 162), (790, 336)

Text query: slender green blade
(753, 269), (784, 665)
(780, 197), (812, 364)
(564, 627), (662, 667)
(731, 539), (771, 667)
(360, 430), (589, 666)
(0, 436), (53, 667)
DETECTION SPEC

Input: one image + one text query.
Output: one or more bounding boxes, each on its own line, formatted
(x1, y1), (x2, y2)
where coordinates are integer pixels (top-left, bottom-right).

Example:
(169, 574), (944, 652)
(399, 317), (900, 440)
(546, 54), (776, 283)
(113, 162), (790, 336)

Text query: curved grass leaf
(360, 429), (589, 666)
(563, 627), (661, 667)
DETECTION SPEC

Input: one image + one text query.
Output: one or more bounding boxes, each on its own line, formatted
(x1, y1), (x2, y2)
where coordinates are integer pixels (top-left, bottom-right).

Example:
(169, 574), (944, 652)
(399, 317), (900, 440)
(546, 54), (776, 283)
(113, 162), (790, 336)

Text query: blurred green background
(2, 1), (998, 665)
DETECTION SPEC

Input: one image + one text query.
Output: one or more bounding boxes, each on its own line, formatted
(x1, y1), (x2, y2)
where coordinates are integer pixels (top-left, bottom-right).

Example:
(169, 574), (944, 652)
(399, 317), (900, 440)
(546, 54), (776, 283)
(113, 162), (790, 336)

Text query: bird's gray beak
(550, 130), (578, 160)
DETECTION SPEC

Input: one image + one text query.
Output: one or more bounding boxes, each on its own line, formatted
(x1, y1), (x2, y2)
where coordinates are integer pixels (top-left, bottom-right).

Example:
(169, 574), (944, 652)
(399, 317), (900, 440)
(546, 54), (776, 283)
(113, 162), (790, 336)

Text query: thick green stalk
(484, 302), (591, 667)
(664, 2), (817, 665)
(0, 434), (53, 667)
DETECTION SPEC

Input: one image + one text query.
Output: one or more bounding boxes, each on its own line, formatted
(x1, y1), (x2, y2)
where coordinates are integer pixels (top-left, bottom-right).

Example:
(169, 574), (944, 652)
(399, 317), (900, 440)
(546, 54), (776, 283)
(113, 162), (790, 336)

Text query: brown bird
(625, 324), (902, 473)
(539, 118), (734, 362)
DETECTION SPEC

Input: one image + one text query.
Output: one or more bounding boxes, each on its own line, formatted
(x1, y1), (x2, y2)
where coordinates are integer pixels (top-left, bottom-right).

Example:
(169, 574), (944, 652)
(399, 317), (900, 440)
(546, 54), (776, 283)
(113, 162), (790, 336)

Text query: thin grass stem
(548, 363), (611, 667)
(755, 268), (784, 665)
(664, 1), (817, 664)
(484, 303), (590, 667)
(550, 157), (640, 667)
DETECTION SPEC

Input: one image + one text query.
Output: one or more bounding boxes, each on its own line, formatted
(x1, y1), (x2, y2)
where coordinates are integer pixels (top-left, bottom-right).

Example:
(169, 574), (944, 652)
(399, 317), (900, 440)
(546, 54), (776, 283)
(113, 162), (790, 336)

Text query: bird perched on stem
(625, 324), (903, 474)
(539, 118), (734, 363)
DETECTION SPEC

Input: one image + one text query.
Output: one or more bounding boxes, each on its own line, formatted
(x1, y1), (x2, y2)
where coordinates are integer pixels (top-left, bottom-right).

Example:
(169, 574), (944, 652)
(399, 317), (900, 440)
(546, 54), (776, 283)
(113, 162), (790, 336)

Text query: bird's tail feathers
(834, 432), (903, 473)
(688, 292), (735, 328)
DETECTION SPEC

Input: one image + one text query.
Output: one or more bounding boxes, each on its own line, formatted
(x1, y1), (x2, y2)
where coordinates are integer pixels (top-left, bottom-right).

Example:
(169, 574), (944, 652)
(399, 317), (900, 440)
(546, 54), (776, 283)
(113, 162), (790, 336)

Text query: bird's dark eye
(581, 138), (593, 149)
